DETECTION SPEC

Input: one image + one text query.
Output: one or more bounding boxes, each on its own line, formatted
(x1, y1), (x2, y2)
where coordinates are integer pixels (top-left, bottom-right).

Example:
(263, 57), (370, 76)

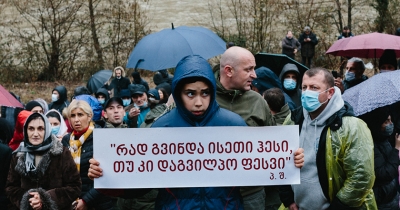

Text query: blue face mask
(381, 123), (394, 136)
(345, 71), (355, 81)
(123, 99), (131, 106)
(98, 99), (105, 104)
(301, 89), (330, 112)
(135, 101), (148, 110)
(51, 126), (60, 135)
(283, 79), (297, 90)
(51, 94), (58, 102)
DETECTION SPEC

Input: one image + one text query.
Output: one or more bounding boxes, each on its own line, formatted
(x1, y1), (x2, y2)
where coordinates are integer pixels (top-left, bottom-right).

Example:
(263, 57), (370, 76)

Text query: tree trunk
(347, 0), (352, 30)
(335, 0), (343, 33)
(89, 0), (104, 70)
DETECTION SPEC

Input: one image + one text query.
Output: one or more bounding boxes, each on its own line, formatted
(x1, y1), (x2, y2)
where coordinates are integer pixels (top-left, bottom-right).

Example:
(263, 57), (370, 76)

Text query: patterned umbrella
(342, 71), (400, 116)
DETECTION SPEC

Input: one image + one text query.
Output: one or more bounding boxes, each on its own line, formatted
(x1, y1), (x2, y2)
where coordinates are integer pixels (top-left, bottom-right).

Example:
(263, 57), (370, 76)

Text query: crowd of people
(0, 26), (400, 210)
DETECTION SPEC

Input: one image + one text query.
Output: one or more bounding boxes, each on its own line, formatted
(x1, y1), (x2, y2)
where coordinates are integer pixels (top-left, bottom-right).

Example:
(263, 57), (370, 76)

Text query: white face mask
(51, 94), (59, 102)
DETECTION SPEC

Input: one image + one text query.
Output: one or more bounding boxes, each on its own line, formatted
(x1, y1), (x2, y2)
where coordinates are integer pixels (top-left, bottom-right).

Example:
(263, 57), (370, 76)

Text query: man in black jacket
(108, 66), (131, 97)
(299, 26), (318, 68)
(282, 31), (301, 59)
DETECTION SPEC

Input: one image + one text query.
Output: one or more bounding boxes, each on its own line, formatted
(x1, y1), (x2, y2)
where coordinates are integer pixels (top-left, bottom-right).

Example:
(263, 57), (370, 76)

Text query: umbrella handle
(134, 59), (144, 72)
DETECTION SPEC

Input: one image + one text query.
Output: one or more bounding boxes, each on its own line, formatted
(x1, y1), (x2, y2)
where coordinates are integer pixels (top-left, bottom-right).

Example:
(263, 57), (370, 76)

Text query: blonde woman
(61, 100), (115, 210)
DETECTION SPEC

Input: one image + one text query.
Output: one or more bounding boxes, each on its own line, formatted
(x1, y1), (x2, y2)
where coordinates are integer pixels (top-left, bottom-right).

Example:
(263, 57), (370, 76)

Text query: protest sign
(94, 126), (299, 188)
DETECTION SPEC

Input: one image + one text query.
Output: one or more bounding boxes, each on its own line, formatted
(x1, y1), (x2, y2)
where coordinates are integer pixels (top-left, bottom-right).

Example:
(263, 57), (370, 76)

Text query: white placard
(94, 126), (299, 188)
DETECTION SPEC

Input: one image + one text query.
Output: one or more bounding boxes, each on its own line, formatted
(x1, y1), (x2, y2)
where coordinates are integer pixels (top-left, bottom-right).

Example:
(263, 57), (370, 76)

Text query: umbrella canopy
(126, 25), (226, 71)
(326, 32), (400, 58)
(0, 85), (23, 108)
(255, 53), (309, 77)
(86, 70), (112, 94)
(342, 71), (400, 116)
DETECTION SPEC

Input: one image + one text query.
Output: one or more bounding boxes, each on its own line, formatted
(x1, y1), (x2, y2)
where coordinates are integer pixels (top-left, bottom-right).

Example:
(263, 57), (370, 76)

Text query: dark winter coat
(372, 140), (400, 209)
(62, 125), (116, 210)
(279, 63), (302, 107)
(0, 144), (12, 208)
(282, 36), (301, 58)
(6, 137), (81, 210)
(108, 77), (131, 97)
(338, 32), (354, 39)
(299, 32), (318, 57)
(358, 106), (400, 209)
(132, 78), (150, 91)
(343, 75), (368, 91)
(49, 86), (70, 114)
(152, 55), (245, 210)
(0, 118), (14, 145)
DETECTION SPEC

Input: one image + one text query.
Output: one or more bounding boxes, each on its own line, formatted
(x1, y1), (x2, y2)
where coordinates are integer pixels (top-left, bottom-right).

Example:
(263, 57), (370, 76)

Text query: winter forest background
(0, 0), (398, 83)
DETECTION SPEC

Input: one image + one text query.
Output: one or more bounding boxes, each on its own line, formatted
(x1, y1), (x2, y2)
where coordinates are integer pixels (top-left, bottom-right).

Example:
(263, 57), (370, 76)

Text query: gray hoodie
(292, 86), (344, 209)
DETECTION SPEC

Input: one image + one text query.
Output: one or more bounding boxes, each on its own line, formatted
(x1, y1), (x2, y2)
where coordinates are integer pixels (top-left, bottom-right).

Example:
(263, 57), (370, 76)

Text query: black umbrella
(255, 53), (309, 78)
(86, 70), (113, 94)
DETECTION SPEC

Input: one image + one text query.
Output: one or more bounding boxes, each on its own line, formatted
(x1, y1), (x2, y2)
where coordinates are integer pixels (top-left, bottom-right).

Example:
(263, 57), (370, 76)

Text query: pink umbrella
(0, 84), (23, 108)
(326, 32), (400, 58)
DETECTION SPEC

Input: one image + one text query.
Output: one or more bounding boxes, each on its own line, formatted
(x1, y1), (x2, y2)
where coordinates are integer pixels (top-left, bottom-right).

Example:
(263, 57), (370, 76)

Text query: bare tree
(102, 0), (151, 68)
(10, 0), (83, 81)
(373, 0), (389, 32)
(208, 0), (280, 53)
(88, 0), (104, 70)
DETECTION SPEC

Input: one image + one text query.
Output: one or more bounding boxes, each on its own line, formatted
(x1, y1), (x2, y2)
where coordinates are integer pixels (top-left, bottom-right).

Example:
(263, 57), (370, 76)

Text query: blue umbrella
(126, 24), (226, 71)
(342, 70), (400, 116)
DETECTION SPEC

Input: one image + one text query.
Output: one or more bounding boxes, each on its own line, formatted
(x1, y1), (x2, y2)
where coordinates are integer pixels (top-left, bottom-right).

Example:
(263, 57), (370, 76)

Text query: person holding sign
(90, 55), (305, 210)
(90, 55), (248, 209)
(279, 68), (377, 209)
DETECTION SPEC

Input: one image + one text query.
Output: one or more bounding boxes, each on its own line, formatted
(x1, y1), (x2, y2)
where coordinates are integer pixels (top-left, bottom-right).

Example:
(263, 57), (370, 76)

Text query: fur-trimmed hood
(15, 136), (63, 180)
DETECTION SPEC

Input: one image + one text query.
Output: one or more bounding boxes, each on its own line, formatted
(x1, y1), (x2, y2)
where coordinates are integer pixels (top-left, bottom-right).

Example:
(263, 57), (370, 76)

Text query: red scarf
(73, 126), (89, 140)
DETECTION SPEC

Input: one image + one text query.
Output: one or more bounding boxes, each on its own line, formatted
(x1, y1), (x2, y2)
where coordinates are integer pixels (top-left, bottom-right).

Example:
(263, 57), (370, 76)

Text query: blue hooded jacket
(152, 55), (245, 210)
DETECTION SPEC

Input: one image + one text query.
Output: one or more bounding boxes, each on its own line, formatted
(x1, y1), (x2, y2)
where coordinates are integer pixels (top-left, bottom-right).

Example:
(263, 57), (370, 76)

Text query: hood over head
(172, 55), (218, 126)
(251, 66), (282, 94)
(25, 101), (43, 112)
(52, 86), (68, 103)
(9, 110), (32, 150)
(358, 106), (390, 140)
(131, 72), (142, 83)
(279, 63), (301, 88)
(23, 112), (52, 149)
(34, 98), (49, 114)
(379, 49), (397, 69)
(113, 66), (126, 77)
(153, 73), (164, 85)
(95, 87), (110, 101)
